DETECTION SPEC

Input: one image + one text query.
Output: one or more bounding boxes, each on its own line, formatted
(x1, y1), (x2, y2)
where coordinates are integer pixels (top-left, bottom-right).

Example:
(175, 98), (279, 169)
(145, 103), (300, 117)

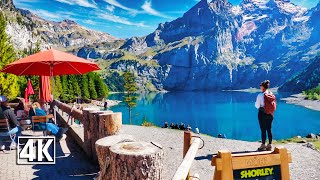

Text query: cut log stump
(109, 141), (164, 180)
(95, 134), (134, 180)
(102, 112), (122, 136)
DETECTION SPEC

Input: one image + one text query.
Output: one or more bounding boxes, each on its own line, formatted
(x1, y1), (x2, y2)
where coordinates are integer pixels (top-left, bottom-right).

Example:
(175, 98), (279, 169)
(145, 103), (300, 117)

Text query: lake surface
(109, 92), (320, 141)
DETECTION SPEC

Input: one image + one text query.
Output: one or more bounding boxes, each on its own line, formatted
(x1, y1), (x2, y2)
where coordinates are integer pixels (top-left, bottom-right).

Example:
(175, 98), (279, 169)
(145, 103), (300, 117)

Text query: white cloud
(13, 0), (38, 8)
(106, 5), (115, 12)
(13, 0), (38, 3)
(103, 0), (139, 14)
(98, 12), (147, 27)
(83, 19), (97, 25)
(13, 0), (38, 2)
(31, 9), (61, 20)
(141, 0), (171, 18)
(55, 0), (97, 8)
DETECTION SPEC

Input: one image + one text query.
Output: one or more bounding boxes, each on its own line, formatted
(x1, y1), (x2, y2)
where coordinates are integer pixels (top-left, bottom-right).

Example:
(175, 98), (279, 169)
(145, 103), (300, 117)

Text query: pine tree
(69, 75), (81, 97)
(52, 76), (63, 99)
(80, 74), (90, 100)
(66, 75), (75, 100)
(93, 73), (109, 99)
(87, 72), (98, 99)
(122, 71), (137, 124)
(0, 12), (19, 99)
(60, 75), (69, 102)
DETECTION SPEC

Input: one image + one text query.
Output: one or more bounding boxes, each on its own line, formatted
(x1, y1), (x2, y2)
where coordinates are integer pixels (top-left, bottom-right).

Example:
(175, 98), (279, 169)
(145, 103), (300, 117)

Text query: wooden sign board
(212, 147), (292, 180)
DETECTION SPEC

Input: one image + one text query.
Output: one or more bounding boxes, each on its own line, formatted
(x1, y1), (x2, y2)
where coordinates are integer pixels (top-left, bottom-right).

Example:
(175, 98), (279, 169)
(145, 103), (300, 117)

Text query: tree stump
(108, 141), (164, 180)
(82, 108), (100, 158)
(95, 134), (135, 180)
(102, 112), (122, 136)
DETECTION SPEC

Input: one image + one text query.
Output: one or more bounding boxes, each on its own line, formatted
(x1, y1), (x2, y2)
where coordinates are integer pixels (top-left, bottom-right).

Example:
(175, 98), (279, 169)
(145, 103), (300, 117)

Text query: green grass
(303, 85), (320, 100)
(141, 115), (155, 127)
(159, 37), (190, 54)
(141, 49), (157, 57)
(314, 141), (320, 150)
(274, 137), (320, 151)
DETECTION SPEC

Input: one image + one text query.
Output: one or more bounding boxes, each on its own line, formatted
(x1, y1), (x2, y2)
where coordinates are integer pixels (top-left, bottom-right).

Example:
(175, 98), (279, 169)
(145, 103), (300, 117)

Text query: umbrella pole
(50, 64), (57, 124)
(50, 64), (54, 100)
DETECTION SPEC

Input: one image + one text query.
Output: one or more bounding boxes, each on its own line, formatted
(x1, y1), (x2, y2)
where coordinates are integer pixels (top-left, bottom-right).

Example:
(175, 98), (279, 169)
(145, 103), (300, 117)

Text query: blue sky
(13, 0), (319, 38)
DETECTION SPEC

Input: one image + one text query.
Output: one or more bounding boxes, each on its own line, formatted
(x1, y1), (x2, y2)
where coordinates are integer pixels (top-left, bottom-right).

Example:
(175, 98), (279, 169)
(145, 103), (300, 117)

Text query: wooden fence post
(91, 111), (105, 162)
(183, 131), (192, 179)
(109, 141), (164, 180)
(274, 147), (290, 180)
(104, 113), (122, 136)
(82, 109), (92, 156)
(220, 150), (233, 180)
(82, 108), (100, 158)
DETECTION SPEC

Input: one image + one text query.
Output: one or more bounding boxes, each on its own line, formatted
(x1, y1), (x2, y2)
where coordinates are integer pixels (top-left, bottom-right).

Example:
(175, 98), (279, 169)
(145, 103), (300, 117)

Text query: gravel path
(121, 125), (320, 180)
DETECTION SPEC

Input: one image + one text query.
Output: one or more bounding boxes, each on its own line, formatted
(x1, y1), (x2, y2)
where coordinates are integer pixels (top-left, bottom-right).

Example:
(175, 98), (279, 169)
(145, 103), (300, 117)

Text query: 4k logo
(17, 137), (56, 165)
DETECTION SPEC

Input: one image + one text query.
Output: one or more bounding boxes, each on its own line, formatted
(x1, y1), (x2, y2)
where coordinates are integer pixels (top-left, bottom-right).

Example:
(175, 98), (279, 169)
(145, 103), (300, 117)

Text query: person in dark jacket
(0, 105), (4, 119)
(0, 96), (22, 150)
(170, 123), (174, 129)
(103, 101), (108, 111)
(0, 105), (5, 150)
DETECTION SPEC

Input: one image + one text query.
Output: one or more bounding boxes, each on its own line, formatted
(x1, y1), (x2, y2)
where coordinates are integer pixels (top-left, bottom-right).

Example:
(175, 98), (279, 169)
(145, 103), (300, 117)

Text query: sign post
(212, 147), (292, 180)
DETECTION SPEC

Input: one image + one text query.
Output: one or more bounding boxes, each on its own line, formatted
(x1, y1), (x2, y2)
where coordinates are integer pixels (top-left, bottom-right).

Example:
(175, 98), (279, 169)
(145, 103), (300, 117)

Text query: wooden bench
(32, 116), (49, 136)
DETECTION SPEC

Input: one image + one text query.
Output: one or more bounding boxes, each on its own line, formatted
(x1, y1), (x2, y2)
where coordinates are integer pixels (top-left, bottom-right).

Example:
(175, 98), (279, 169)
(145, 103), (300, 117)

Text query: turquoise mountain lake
(109, 92), (320, 141)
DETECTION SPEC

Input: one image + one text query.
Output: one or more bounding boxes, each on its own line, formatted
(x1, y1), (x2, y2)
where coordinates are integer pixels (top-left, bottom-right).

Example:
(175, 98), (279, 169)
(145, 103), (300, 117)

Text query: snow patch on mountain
(293, 16), (310, 22)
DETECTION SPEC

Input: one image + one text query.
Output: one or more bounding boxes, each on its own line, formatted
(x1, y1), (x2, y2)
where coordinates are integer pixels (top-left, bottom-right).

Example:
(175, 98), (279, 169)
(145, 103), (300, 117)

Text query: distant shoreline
(109, 90), (169, 94)
(222, 87), (278, 93)
(281, 93), (320, 112)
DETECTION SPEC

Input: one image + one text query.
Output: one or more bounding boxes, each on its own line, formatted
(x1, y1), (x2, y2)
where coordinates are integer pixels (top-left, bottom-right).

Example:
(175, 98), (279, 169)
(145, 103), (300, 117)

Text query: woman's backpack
(264, 93), (277, 115)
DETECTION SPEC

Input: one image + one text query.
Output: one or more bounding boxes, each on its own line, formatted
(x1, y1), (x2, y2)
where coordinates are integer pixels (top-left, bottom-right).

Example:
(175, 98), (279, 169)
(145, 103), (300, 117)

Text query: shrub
(141, 115), (154, 127)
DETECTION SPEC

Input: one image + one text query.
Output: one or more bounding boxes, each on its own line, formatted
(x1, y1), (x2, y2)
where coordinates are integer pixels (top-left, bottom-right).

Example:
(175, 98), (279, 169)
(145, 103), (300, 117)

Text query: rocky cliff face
(0, 0), (117, 51)
(118, 0), (320, 91)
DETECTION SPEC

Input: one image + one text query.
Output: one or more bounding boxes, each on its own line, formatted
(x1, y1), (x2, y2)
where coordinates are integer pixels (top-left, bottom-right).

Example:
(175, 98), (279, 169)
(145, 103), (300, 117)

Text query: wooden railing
(54, 100), (83, 121)
(172, 131), (202, 180)
(52, 100), (122, 164)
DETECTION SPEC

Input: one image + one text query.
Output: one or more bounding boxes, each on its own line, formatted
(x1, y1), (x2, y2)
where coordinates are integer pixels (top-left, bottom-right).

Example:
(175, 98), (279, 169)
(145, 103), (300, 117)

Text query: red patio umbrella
(0, 48), (100, 76)
(0, 48), (100, 101)
(26, 79), (35, 95)
(39, 76), (52, 102)
(24, 79), (35, 103)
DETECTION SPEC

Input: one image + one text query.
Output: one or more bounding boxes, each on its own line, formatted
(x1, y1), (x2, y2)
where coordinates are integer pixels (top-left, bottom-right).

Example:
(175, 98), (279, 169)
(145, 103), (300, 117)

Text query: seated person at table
(14, 99), (27, 118)
(38, 98), (55, 123)
(29, 102), (68, 141)
(0, 96), (22, 150)
(38, 98), (48, 114)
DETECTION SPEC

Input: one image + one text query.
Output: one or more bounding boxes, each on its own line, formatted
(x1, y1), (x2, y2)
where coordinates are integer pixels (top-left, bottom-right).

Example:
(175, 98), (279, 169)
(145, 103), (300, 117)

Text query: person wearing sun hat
(0, 95), (22, 150)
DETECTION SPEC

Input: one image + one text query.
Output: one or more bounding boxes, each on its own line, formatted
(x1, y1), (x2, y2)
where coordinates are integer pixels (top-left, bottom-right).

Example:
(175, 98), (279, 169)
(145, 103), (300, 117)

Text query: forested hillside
(280, 56), (320, 92)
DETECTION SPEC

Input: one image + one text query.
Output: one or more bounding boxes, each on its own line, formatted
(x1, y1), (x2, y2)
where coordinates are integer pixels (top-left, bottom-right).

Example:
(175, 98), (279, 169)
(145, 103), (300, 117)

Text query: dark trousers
(258, 109), (274, 144)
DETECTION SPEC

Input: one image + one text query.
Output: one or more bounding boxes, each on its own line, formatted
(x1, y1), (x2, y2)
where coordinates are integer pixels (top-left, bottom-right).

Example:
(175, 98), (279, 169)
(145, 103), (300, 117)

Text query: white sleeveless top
(255, 90), (272, 109)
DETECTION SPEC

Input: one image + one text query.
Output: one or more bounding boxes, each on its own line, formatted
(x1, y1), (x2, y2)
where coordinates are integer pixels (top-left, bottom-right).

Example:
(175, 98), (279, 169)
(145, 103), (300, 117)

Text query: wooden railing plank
(172, 137), (201, 180)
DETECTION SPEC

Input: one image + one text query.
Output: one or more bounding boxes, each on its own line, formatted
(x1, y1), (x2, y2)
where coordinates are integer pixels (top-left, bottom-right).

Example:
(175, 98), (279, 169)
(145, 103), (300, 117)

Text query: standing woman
(255, 80), (277, 151)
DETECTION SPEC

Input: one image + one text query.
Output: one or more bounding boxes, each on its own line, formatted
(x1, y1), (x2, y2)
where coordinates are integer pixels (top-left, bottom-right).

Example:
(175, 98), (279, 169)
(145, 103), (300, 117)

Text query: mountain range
(1, 0), (319, 92)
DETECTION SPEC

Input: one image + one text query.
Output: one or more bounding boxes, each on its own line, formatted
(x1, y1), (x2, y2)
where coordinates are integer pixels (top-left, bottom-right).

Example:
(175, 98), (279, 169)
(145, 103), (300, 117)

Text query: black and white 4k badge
(17, 136), (56, 165)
